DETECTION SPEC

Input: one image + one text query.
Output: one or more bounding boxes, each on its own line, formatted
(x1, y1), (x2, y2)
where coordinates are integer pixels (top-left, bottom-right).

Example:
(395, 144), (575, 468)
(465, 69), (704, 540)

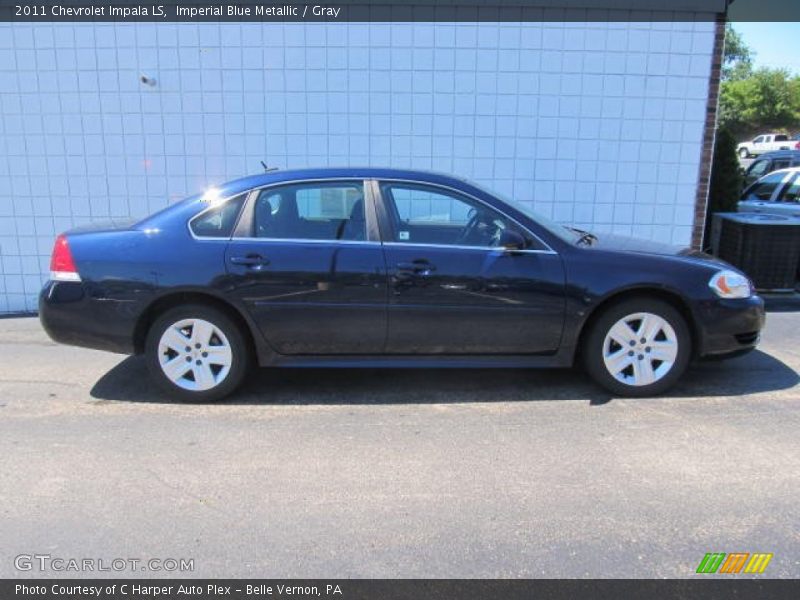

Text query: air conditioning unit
(712, 213), (800, 292)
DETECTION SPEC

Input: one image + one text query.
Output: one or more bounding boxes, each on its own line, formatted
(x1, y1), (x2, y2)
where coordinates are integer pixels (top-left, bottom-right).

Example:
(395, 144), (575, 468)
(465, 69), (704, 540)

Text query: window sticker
(399, 231), (410, 240)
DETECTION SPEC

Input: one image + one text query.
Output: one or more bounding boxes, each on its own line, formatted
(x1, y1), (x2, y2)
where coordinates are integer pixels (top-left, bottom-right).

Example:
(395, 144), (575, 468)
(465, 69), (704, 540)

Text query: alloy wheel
(157, 318), (233, 391)
(602, 312), (678, 387)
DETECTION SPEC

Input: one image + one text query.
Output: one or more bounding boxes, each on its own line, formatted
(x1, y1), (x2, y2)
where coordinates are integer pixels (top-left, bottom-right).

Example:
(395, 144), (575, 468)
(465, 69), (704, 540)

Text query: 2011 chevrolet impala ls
(39, 168), (765, 401)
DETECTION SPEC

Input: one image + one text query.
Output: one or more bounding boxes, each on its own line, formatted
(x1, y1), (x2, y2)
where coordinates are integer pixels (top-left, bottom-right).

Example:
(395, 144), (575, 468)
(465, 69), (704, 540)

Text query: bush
(703, 126), (743, 250)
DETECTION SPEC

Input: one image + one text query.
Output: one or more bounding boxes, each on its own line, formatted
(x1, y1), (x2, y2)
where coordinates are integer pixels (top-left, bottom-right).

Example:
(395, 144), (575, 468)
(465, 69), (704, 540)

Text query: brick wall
(691, 17), (726, 250)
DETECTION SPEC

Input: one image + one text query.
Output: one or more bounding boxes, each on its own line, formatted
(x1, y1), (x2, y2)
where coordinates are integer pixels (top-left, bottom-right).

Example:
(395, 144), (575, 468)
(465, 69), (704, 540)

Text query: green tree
(720, 67), (800, 134)
(704, 126), (743, 249)
(718, 26), (800, 135)
(722, 24), (753, 81)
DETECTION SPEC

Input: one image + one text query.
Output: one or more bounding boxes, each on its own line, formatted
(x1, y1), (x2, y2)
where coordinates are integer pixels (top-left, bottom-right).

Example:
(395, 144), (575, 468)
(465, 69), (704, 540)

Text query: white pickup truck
(737, 133), (793, 158)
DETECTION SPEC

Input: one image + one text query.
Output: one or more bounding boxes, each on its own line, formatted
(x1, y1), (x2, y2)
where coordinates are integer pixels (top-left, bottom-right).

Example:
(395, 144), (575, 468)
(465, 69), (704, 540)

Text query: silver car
(738, 167), (800, 218)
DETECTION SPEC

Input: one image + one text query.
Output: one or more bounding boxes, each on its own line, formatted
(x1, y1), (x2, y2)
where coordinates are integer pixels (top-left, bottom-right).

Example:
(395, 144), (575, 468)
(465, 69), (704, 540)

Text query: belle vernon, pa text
(16, 583), (344, 597)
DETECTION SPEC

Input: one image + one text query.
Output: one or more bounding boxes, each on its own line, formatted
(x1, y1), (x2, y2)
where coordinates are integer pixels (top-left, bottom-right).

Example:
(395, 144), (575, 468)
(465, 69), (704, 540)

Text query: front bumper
(694, 295), (766, 359)
(39, 280), (139, 354)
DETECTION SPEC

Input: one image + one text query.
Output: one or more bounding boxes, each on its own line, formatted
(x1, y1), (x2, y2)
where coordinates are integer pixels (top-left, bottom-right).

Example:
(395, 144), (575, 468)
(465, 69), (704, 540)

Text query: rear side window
(772, 159), (791, 171)
(251, 181), (366, 241)
(775, 135), (789, 141)
(190, 194), (245, 238)
(295, 185), (361, 220)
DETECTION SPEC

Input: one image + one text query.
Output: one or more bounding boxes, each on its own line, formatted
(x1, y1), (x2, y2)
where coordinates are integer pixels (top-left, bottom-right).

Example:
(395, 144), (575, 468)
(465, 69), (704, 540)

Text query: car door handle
(396, 261), (436, 276)
(230, 254), (269, 267)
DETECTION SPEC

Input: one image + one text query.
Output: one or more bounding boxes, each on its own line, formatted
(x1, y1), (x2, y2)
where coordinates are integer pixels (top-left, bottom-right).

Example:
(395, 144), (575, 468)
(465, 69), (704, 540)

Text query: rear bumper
(39, 281), (138, 354)
(695, 295), (766, 359)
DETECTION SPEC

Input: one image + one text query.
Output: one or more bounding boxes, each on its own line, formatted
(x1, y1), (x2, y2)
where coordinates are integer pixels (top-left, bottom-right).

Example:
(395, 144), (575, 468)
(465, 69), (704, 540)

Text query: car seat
(338, 199), (366, 241)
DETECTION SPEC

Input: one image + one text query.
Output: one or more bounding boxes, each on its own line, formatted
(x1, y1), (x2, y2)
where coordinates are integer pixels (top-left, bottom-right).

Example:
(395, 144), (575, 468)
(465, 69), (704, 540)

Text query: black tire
(582, 298), (691, 397)
(145, 304), (251, 402)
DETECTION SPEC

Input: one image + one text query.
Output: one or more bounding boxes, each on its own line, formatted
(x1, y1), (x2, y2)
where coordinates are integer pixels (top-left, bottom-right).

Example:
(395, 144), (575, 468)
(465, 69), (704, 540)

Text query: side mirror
(499, 229), (526, 253)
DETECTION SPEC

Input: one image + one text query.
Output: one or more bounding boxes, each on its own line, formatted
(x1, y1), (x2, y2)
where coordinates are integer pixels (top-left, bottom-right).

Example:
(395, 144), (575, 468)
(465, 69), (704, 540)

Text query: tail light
(50, 234), (81, 282)
(795, 141), (800, 150)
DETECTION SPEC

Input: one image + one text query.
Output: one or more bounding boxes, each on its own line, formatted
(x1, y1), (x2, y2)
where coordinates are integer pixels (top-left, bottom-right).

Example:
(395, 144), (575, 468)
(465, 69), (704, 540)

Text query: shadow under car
(90, 349), (798, 406)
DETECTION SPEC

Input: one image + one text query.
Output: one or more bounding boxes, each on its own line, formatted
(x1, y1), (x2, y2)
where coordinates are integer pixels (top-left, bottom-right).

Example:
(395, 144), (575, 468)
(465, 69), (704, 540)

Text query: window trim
(373, 178), (556, 255)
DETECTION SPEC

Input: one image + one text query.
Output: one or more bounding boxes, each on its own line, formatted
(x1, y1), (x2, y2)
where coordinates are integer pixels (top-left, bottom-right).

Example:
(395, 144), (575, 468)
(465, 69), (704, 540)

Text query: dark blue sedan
(40, 168), (765, 401)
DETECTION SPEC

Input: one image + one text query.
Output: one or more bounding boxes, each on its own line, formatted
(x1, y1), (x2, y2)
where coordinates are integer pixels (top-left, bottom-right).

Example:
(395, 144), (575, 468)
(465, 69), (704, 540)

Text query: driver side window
(380, 182), (530, 249)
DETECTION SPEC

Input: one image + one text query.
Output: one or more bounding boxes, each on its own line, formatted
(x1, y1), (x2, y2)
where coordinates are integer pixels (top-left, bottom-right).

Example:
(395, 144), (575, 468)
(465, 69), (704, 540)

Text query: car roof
(749, 166), (800, 184)
(215, 167), (476, 197)
(752, 149), (800, 160)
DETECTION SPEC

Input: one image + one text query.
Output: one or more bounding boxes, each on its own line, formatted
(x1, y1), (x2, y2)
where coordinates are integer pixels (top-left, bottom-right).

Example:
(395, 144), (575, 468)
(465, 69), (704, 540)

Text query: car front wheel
(739, 148), (749, 158)
(583, 298), (691, 397)
(145, 304), (250, 402)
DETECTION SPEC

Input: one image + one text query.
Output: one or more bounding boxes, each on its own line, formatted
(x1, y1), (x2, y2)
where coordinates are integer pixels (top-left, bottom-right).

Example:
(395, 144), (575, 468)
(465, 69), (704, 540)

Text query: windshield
(468, 180), (581, 244)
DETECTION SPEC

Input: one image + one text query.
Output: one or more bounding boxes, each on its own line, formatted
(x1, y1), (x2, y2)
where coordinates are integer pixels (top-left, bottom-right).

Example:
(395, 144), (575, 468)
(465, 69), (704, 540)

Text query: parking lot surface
(0, 313), (798, 578)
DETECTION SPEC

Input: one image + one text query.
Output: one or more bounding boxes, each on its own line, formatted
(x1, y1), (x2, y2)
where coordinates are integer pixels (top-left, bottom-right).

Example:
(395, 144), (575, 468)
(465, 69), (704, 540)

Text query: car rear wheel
(145, 304), (250, 402)
(583, 298), (691, 397)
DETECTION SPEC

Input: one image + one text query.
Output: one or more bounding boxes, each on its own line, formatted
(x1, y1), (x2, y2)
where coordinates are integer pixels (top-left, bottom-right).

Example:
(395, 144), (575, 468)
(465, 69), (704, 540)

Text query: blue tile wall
(0, 20), (715, 313)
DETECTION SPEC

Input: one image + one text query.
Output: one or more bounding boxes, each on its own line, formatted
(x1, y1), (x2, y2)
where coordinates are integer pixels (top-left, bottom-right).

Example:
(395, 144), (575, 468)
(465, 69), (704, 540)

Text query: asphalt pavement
(0, 313), (798, 578)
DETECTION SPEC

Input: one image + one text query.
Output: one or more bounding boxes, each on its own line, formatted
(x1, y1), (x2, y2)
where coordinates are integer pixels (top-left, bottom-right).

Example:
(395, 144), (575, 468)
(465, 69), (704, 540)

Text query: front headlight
(708, 270), (752, 299)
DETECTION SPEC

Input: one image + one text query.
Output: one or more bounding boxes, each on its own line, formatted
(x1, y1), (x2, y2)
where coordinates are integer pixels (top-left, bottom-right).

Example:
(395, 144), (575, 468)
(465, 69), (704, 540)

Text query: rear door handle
(230, 254), (269, 268)
(396, 260), (436, 276)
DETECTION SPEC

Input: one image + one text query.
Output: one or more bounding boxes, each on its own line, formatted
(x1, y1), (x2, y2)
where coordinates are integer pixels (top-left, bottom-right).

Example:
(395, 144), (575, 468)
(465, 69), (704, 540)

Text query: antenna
(260, 161), (278, 172)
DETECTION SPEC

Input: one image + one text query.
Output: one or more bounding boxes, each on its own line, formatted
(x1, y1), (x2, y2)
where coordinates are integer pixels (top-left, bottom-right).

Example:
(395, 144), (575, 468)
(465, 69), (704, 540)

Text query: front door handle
(396, 260), (436, 276)
(230, 254), (269, 268)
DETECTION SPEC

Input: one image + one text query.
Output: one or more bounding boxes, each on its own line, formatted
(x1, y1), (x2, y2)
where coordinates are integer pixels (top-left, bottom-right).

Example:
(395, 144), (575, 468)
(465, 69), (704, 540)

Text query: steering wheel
(456, 211), (502, 246)
(455, 211), (484, 245)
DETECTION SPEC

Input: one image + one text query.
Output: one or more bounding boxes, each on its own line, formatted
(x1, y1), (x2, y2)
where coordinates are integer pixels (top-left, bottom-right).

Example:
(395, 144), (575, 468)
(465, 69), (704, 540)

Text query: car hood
(591, 233), (724, 263)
